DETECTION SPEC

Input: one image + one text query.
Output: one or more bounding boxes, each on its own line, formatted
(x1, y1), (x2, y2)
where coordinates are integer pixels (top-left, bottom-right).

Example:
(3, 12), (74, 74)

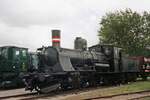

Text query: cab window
(31, 55), (39, 69)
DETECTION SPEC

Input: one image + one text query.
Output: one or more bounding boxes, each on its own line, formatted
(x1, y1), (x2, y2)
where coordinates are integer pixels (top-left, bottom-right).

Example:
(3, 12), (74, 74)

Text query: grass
(61, 81), (150, 100)
(139, 97), (150, 100)
(107, 81), (150, 94)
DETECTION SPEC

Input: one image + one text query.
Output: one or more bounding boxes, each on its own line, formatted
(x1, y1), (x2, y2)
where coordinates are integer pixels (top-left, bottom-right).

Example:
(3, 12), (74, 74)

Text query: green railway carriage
(0, 46), (29, 88)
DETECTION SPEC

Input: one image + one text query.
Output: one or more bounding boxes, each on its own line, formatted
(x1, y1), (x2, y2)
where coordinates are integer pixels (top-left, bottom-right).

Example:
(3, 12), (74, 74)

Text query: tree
(98, 9), (150, 56)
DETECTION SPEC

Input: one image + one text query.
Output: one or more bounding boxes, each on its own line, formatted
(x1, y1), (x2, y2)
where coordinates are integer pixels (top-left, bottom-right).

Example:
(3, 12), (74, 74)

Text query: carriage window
(15, 50), (20, 56)
(13, 49), (20, 60)
(0, 48), (1, 55)
(1, 48), (8, 59)
(22, 50), (27, 57)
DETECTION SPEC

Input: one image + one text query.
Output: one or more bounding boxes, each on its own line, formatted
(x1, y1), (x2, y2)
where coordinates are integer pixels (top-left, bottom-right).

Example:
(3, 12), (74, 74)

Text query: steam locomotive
(23, 30), (150, 93)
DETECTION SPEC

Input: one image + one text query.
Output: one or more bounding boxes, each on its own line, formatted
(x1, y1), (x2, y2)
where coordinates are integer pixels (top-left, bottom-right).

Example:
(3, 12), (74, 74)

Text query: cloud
(0, 0), (76, 27)
(0, 0), (125, 27)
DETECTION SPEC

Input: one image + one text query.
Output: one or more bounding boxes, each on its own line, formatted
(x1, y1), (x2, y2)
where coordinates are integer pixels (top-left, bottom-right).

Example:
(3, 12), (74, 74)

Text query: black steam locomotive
(23, 36), (148, 93)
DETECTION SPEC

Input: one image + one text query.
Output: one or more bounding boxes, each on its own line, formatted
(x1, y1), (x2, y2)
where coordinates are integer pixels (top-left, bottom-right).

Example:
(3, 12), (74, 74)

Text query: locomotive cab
(89, 44), (122, 72)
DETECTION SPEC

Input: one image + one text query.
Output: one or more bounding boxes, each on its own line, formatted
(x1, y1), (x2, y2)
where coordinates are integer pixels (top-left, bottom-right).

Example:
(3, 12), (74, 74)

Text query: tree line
(98, 9), (150, 56)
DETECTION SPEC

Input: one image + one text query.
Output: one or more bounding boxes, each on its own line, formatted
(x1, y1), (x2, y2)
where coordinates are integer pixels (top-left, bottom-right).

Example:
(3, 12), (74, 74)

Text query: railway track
(0, 81), (150, 100)
(0, 85), (111, 100)
(1, 89), (150, 100)
(0, 89), (80, 100)
(14, 89), (150, 100)
(83, 90), (150, 100)
(0, 92), (37, 100)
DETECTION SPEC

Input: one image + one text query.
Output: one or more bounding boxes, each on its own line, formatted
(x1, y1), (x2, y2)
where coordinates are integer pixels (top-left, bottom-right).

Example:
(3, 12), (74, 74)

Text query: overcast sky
(0, 0), (150, 51)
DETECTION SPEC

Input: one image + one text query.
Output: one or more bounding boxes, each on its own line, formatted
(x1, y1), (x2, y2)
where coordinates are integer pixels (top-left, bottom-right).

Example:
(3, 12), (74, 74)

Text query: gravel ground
(0, 88), (29, 97)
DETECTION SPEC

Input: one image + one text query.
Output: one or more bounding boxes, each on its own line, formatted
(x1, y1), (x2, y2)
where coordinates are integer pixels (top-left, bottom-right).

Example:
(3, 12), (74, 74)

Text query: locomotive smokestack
(52, 30), (61, 47)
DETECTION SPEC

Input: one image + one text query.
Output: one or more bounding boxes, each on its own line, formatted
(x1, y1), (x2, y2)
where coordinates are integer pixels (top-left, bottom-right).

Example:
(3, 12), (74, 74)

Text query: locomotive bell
(52, 30), (61, 47)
